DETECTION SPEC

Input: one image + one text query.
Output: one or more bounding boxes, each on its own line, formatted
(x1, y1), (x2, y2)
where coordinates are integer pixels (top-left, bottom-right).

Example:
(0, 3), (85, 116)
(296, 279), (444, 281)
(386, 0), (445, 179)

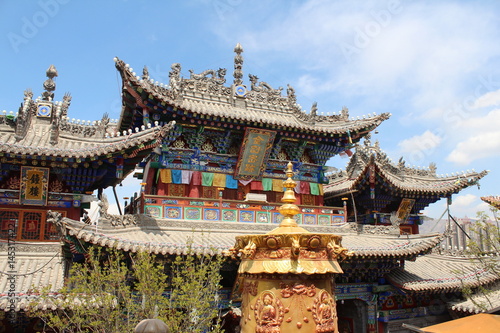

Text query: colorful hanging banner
(20, 166), (49, 206)
(234, 128), (276, 181)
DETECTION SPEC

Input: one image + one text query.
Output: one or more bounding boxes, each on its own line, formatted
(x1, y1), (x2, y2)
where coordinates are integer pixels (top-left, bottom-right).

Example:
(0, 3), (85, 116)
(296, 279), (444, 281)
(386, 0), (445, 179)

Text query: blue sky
(1, 0), (499, 222)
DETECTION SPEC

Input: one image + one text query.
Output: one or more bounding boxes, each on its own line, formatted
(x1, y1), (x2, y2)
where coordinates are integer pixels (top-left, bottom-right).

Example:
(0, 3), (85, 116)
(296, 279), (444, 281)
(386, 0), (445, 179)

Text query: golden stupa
(230, 162), (350, 333)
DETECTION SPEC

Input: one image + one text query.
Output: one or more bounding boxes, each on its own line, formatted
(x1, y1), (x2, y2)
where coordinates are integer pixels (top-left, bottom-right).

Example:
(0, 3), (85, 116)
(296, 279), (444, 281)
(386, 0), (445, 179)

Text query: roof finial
(42, 64), (58, 101)
(277, 162), (300, 228)
(233, 43), (244, 86)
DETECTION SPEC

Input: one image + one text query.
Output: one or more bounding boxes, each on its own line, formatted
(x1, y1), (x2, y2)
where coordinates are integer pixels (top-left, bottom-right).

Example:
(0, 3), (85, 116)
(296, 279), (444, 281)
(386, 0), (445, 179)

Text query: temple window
(0, 209), (64, 241)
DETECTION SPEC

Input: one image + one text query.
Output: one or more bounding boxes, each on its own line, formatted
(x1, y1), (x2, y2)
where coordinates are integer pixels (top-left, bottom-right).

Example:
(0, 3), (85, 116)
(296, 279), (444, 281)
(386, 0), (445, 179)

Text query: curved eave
(481, 196), (500, 210)
(377, 167), (488, 196)
(344, 233), (443, 259)
(450, 283), (500, 314)
(115, 58), (390, 137)
(325, 157), (488, 197)
(0, 123), (173, 160)
(386, 254), (500, 293)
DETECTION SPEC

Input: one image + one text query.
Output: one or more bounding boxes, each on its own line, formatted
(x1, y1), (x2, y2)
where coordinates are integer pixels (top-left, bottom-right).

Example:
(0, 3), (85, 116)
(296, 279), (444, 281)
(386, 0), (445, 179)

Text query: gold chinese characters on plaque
(235, 128), (276, 181)
(20, 166), (49, 206)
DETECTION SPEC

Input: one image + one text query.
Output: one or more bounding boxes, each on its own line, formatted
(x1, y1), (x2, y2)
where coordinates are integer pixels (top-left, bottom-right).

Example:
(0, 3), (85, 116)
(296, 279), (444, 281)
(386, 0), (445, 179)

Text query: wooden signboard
(20, 166), (49, 206)
(396, 198), (415, 223)
(234, 128), (276, 181)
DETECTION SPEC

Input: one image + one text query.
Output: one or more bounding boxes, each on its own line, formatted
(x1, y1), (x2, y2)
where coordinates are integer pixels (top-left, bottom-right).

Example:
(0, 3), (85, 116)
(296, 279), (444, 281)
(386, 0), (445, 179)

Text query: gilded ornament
(308, 236), (321, 249)
(254, 291), (284, 333)
(312, 290), (337, 333)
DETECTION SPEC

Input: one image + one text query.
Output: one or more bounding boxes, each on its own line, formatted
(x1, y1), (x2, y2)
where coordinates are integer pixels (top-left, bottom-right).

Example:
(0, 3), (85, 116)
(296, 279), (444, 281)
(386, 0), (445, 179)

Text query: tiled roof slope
(450, 282), (500, 314)
(114, 48), (390, 136)
(0, 115), (173, 159)
(325, 138), (488, 197)
(386, 254), (500, 293)
(481, 196), (500, 210)
(0, 244), (64, 311)
(0, 66), (171, 161)
(60, 217), (442, 259)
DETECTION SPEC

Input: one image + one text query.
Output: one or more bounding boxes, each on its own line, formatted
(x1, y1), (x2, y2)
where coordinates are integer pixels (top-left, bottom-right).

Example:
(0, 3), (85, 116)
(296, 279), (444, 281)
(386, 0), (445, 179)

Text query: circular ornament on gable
(37, 103), (52, 117)
(235, 85), (246, 97)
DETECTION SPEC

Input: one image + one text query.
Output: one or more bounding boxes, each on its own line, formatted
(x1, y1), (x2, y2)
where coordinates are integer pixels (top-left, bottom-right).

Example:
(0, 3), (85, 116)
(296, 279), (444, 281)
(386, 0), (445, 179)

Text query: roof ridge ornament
(248, 74), (283, 95)
(142, 66), (149, 80)
(168, 63), (182, 100)
(42, 64), (58, 101)
(233, 43), (244, 86)
(189, 67), (226, 85)
(286, 84), (297, 107)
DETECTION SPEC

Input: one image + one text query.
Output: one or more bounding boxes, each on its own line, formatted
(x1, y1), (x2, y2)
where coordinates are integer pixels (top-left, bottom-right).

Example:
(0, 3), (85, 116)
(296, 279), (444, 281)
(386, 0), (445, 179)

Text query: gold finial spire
(277, 162), (301, 229)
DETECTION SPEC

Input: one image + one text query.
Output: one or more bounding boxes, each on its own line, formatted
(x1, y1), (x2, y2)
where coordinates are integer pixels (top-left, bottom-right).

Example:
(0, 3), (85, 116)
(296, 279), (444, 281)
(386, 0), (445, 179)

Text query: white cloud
(449, 194), (490, 218)
(473, 89), (500, 109)
(453, 194), (478, 207)
(397, 130), (442, 164)
(211, 0), (500, 130)
(423, 194), (490, 222)
(445, 107), (500, 165)
(447, 131), (500, 165)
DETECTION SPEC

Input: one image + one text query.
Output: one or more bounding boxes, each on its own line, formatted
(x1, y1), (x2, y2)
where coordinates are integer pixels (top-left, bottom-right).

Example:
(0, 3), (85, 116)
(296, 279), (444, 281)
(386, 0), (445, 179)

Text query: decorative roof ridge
(65, 214), (352, 234)
(354, 137), (489, 181)
(114, 56), (390, 131)
(325, 137), (488, 194)
(0, 121), (173, 159)
(58, 216), (443, 258)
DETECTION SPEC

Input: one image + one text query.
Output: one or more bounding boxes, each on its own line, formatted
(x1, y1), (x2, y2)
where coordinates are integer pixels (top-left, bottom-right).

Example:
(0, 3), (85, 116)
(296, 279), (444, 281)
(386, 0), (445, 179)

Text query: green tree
(166, 250), (225, 333)
(459, 208), (500, 312)
(466, 208), (500, 275)
(29, 245), (225, 333)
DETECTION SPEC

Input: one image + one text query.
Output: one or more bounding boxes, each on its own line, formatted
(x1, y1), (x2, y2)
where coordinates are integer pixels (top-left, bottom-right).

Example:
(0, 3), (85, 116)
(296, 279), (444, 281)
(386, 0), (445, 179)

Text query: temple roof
(0, 66), (174, 190)
(114, 44), (389, 140)
(450, 282), (500, 314)
(386, 254), (499, 293)
(0, 112), (172, 160)
(481, 196), (500, 210)
(325, 138), (488, 199)
(58, 216), (442, 260)
(0, 244), (64, 311)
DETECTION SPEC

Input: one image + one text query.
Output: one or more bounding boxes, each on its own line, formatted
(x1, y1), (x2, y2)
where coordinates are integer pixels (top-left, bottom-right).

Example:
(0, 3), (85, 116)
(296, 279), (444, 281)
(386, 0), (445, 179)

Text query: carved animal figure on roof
(340, 106), (349, 120)
(188, 68), (227, 84)
(310, 102), (318, 117)
(46, 210), (65, 238)
(286, 84), (297, 105)
(327, 240), (351, 261)
(169, 63), (182, 90)
(15, 89), (34, 141)
(398, 157), (405, 169)
(98, 193), (110, 219)
(249, 74), (283, 95)
(142, 65), (149, 80)
(429, 162), (437, 174)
